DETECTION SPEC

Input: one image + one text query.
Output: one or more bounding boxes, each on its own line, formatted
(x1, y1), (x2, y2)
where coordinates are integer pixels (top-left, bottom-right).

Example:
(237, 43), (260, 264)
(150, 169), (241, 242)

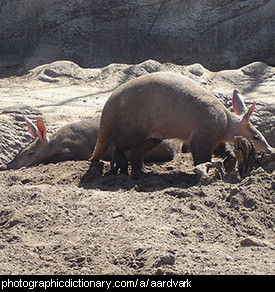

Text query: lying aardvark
(91, 72), (273, 177)
(1, 116), (177, 170)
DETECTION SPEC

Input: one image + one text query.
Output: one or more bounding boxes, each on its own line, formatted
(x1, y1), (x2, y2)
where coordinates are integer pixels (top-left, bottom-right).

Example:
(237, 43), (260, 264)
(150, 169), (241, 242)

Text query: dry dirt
(0, 61), (274, 275)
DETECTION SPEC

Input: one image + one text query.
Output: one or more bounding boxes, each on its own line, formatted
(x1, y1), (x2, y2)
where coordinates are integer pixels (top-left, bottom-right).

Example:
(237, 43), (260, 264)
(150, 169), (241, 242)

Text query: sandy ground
(0, 60), (274, 275)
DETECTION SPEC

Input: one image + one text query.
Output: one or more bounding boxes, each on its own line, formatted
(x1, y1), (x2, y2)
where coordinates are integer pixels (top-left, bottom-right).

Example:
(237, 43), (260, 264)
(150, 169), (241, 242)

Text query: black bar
(0, 275), (272, 290)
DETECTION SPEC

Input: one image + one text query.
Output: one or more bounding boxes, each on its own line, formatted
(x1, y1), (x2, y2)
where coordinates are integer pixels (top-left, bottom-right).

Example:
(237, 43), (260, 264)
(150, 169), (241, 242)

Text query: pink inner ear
(249, 103), (256, 116)
(36, 117), (47, 138)
(26, 124), (35, 137)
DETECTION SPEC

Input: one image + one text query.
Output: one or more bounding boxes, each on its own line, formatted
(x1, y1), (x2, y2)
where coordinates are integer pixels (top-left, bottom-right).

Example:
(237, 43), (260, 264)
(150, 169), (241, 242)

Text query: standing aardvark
(92, 72), (273, 177)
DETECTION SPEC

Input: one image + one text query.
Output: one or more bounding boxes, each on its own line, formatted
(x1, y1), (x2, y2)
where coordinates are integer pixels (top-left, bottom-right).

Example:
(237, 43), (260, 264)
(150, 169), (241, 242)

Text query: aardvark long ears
(232, 90), (255, 122)
(23, 116), (47, 141)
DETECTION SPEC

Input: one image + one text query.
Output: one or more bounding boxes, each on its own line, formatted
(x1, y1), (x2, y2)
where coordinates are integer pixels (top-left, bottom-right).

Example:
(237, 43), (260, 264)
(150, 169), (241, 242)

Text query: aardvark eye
(253, 135), (260, 141)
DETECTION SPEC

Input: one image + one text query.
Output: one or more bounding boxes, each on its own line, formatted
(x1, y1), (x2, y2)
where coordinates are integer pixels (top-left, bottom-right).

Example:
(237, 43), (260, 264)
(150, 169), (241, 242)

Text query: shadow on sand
(79, 161), (198, 192)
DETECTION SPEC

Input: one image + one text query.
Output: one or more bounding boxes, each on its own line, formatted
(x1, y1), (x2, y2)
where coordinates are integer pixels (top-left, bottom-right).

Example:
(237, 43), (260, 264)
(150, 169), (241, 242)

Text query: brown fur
(92, 72), (272, 176)
(4, 116), (177, 170)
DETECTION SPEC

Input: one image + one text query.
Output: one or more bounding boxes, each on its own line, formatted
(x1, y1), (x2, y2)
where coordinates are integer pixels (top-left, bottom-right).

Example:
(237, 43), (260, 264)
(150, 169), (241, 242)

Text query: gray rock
(159, 253), (175, 265)
(0, 0), (274, 75)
